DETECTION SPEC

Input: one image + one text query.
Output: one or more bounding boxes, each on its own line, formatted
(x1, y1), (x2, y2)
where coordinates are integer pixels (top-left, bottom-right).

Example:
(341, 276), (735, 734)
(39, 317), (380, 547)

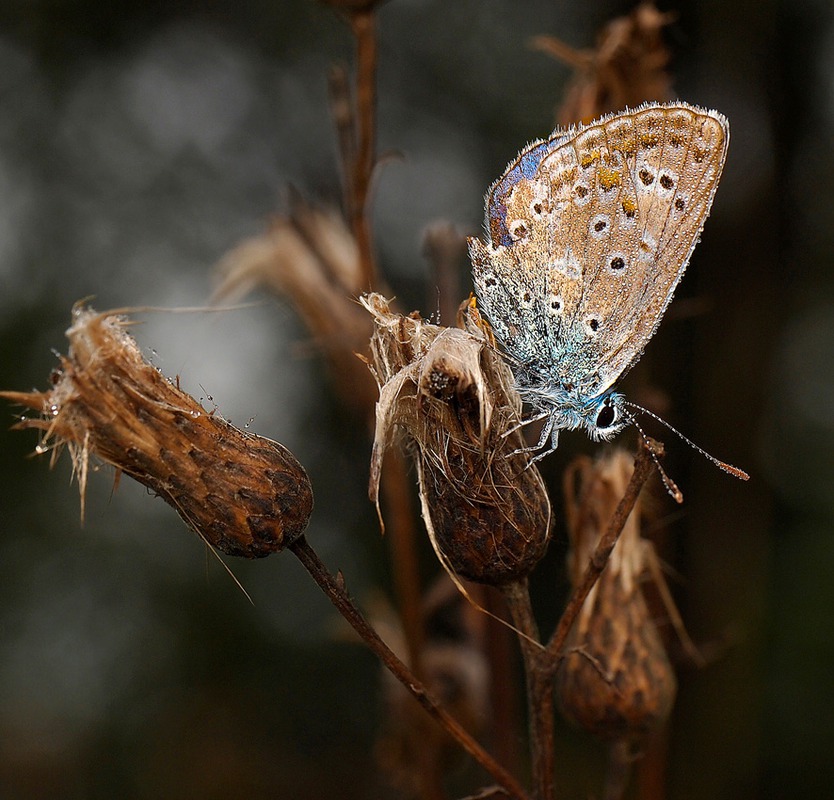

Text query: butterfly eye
(596, 403), (617, 429)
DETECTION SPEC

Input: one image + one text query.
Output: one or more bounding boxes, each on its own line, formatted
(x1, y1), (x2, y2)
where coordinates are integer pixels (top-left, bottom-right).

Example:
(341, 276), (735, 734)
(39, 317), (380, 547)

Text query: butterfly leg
(505, 408), (551, 453)
(525, 421), (559, 466)
(517, 413), (561, 466)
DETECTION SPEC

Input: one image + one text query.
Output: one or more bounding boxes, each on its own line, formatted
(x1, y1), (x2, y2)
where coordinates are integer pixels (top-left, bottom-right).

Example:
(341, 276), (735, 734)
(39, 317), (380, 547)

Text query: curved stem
(503, 578), (554, 800)
(289, 535), (530, 800)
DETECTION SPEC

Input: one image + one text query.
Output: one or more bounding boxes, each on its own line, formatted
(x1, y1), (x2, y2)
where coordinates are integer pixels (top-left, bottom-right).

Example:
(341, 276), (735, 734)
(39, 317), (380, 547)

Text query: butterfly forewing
(471, 102), (728, 397)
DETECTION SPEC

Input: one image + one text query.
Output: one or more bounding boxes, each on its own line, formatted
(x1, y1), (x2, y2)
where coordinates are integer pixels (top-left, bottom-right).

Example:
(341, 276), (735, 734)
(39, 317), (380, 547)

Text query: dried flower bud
(555, 449), (676, 741)
(363, 293), (551, 585)
(1, 305), (312, 558)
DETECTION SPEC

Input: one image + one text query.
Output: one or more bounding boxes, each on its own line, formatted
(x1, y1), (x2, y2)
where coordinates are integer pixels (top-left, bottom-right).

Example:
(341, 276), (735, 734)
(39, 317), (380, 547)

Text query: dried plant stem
(380, 450), (426, 676)
(289, 536), (530, 800)
(483, 590), (524, 776)
(348, 7), (378, 286)
(543, 441), (658, 676)
(603, 740), (631, 800)
(503, 579), (554, 800)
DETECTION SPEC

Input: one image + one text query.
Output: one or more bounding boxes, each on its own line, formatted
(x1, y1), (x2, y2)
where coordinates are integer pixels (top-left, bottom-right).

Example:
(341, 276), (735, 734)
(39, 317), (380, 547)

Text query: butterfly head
(519, 382), (629, 445)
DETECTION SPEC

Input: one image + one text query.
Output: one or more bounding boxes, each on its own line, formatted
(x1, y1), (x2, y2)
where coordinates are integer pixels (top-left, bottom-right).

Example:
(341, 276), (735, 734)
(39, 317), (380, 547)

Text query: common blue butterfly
(469, 102), (736, 472)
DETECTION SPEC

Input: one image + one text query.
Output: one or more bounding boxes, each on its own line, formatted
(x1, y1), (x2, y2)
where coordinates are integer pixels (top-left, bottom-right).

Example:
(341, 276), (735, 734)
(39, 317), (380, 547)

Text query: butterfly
(469, 102), (738, 471)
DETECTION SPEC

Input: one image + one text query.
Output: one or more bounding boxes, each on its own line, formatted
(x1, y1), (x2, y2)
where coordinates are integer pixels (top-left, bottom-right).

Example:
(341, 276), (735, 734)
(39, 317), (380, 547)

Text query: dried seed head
(1, 305), (313, 558)
(363, 293), (551, 585)
(556, 449), (676, 741)
(532, 1), (674, 124)
(212, 194), (377, 417)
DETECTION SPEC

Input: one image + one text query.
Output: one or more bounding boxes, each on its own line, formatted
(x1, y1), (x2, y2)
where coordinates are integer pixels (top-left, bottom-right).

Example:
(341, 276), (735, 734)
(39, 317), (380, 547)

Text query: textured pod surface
(555, 560), (676, 739)
(419, 450), (551, 585)
(1, 306), (313, 557)
(556, 450), (676, 740)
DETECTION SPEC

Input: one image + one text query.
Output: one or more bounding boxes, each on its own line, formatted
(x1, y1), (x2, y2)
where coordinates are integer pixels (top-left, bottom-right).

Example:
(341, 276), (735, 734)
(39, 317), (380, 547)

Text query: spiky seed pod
(364, 293), (551, 585)
(0, 305), (313, 558)
(556, 450), (676, 741)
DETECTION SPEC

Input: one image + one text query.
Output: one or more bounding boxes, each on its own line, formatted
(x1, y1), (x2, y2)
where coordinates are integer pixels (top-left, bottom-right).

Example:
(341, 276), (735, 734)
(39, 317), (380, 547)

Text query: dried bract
(556, 449), (676, 741)
(213, 195), (377, 416)
(1, 306), (313, 558)
(363, 293), (551, 585)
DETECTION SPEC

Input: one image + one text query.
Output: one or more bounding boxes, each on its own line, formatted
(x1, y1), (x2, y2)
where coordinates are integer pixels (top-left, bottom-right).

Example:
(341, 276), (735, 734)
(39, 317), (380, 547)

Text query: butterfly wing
(472, 103), (729, 397)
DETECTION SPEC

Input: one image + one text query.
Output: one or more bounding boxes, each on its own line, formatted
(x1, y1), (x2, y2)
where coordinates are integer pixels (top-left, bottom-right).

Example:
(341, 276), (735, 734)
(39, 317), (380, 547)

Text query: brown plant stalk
(290, 535), (530, 800)
(502, 580), (554, 800)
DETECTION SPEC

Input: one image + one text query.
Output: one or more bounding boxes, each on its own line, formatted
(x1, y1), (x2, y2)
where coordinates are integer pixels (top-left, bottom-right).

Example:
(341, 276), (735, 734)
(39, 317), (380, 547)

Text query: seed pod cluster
(364, 293), (551, 585)
(1, 305), (313, 557)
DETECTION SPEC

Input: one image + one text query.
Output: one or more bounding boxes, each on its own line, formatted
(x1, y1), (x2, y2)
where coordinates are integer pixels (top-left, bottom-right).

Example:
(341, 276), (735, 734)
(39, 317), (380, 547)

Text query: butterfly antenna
(624, 401), (750, 482)
(622, 409), (684, 503)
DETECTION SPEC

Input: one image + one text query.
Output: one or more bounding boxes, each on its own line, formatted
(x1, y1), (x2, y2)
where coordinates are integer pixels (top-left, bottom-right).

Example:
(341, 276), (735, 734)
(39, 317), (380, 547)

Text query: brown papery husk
(364, 293), (551, 586)
(556, 449), (676, 740)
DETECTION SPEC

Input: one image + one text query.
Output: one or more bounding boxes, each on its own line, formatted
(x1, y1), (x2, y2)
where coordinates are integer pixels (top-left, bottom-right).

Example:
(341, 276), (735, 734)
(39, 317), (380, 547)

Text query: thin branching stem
(289, 535), (531, 800)
(380, 450), (425, 677)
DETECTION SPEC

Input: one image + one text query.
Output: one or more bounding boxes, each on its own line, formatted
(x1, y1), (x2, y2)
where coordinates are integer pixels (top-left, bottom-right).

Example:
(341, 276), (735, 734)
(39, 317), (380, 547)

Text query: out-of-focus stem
(349, 8), (378, 286)
(380, 449), (425, 676)
(503, 579), (554, 800)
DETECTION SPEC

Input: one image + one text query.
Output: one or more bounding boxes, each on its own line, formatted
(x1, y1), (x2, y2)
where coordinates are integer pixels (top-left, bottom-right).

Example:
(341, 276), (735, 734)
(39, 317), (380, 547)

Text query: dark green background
(0, 1), (829, 797)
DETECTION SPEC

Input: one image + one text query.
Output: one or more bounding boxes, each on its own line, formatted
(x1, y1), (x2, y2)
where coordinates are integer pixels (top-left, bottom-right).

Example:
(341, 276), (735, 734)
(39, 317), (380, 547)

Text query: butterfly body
(469, 102), (729, 452)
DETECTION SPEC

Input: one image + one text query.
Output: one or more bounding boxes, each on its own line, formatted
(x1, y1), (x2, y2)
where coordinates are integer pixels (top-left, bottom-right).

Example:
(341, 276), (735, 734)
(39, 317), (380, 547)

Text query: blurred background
(0, 0), (830, 798)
